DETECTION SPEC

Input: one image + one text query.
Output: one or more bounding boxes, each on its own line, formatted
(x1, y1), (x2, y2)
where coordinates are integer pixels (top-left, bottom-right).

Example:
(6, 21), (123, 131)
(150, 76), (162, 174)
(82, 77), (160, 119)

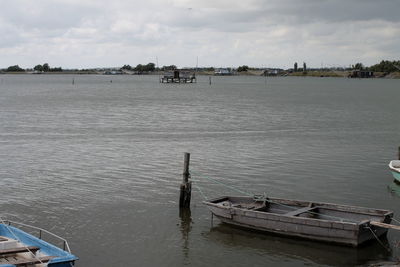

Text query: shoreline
(1, 70), (399, 79)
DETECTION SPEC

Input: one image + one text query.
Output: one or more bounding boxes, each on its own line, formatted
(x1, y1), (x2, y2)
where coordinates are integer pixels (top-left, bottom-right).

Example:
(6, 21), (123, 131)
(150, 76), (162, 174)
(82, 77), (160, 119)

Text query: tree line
(121, 63), (155, 73)
(121, 63), (179, 72)
(2, 60), (400, 73)
(3, 63), (62, 72)
(355, 60), (400, 73)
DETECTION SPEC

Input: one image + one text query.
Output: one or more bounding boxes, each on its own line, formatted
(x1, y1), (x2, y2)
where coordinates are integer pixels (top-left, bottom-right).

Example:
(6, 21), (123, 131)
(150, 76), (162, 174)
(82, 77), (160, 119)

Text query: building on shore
(214, 68), (232, 76)
(349, 70), (374, 78)
(103, 70), (123, 75)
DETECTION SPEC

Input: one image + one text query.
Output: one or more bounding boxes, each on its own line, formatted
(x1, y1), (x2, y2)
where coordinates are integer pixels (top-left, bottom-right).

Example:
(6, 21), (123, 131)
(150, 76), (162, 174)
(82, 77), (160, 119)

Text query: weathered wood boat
(204, 196), (394, 247)
(389, 160), (400, 183)
(0, 220), (77, 266)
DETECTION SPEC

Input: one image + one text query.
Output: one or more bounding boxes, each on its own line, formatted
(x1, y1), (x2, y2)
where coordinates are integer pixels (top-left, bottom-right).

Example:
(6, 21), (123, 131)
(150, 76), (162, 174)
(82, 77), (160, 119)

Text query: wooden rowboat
(204, 196), (395, 247)
(389, 160), (400, 183)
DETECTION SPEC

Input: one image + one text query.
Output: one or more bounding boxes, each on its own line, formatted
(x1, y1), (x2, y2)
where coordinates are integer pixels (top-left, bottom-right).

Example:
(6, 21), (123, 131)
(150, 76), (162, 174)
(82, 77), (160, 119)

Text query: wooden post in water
(179, 153), (192, 208)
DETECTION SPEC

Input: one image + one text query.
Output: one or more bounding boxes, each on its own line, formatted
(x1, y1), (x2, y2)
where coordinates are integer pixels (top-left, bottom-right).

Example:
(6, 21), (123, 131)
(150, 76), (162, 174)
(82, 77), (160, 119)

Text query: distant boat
(204, 196), (394, 247)
(0, 220), (77, 266)
(389, 160), (400, 183)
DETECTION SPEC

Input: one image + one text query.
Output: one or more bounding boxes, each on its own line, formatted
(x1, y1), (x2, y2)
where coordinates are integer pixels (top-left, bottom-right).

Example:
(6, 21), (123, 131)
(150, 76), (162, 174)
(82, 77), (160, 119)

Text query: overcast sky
(0, 0), (399, 69)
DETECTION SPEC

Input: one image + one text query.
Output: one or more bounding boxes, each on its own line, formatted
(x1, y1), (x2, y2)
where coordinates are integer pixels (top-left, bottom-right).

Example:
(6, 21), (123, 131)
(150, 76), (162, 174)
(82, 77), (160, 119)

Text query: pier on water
(160, 70), (196, 83)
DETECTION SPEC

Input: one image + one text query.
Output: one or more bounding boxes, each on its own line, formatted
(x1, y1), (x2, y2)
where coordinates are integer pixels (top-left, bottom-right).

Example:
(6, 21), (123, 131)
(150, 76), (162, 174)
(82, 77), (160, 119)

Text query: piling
(209, 76), (212, 85)
(179, 153), (192, 208)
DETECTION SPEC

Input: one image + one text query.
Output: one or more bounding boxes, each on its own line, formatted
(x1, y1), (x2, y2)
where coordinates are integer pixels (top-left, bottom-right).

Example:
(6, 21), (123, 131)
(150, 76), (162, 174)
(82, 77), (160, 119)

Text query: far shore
(1, 70), (399, 79)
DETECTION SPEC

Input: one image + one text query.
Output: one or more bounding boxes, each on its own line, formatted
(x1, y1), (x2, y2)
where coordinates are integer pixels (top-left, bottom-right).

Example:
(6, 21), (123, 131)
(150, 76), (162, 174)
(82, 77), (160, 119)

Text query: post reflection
(179, 208), (192, 259)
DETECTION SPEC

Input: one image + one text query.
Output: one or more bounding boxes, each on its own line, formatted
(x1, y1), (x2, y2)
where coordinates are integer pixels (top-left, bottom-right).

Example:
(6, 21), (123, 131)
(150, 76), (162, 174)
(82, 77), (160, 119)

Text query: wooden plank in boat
(285, 206), (316, 217)
(0, 237), (8, 242)
(370, 221), (400, 230)
(4, 256), (54, 266)
(0, 246), (39, 256)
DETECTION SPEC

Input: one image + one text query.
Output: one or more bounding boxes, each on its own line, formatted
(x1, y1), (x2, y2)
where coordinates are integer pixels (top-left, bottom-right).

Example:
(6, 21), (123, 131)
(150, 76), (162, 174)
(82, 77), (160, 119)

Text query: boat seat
(3, 255), (54, 266)
(0, 246), (39, 256)
(285, 206), (317, 217)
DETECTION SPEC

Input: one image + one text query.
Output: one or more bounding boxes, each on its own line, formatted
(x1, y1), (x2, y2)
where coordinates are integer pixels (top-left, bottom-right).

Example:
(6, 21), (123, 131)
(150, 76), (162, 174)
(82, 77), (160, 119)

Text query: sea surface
(0, 74), (399, 266)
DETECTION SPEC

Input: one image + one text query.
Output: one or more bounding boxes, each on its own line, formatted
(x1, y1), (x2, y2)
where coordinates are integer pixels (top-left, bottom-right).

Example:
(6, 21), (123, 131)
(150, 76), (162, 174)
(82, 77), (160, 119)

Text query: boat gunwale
(203, 196), (393, 227)
(0, 223), (78, 265)
(389, 161), (400, 173)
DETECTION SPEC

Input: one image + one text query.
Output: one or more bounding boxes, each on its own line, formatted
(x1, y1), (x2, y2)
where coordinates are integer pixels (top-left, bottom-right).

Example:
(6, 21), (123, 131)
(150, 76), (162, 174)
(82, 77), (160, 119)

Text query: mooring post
(179, 152), (192, 208)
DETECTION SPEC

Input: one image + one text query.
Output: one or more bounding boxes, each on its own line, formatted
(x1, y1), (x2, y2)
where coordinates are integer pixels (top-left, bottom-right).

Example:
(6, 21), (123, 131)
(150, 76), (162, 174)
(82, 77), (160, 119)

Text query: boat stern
(389, 160), (400, 182)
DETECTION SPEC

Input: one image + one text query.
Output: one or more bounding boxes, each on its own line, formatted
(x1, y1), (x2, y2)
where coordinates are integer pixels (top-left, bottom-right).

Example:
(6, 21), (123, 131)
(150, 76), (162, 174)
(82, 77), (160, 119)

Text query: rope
(392, 217), (400, 225)
(366, 226), (391, 252)
(0, 217), (44, 264)
(190, 170), (359, 223)
(191, 176), (208, 200)
(190, 170), (254, 197)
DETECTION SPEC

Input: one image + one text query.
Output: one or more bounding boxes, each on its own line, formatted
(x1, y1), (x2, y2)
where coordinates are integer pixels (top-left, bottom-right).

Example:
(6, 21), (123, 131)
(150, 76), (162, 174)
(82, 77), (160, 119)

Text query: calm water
(0, 74), (399, 266)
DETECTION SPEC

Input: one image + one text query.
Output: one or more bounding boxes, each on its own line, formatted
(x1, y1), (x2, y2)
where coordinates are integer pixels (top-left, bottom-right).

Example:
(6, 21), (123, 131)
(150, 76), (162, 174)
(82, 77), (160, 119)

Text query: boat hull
(391, 171), (400, 183)
(205, 196), (392, 247)
(389, 160), (400, 183)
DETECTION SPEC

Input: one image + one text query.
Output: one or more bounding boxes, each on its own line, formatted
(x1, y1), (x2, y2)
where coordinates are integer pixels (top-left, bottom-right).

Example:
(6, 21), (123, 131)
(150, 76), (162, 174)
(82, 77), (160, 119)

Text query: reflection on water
(179, 208), (192, 260)
(206, 224), (392, 266)
(388, 182), (400, 198)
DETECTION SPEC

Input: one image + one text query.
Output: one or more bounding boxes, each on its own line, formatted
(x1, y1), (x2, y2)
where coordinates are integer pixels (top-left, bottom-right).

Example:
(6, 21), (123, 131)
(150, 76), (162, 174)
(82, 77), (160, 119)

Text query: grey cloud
(266, 0), (400, 24)
(153, 0), (400, 35)
(0, 1), (101, 31)
(0, 0), (399, 68)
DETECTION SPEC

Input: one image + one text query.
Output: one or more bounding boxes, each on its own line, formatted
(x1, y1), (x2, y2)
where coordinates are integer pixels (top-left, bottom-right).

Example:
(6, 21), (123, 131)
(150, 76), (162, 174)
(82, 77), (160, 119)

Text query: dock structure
(160, 70), (196, 83)
(349, 70), (374, 78)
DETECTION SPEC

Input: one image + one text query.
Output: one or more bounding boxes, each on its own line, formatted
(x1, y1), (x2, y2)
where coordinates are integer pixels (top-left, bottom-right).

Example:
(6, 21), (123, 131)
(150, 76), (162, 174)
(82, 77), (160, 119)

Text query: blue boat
(0, 220), (77, 266)
(389, 160), (400, 183)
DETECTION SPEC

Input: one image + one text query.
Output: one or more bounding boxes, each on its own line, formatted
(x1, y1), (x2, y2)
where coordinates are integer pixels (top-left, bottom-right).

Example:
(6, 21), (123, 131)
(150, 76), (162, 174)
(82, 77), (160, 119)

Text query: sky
(0, 0), (399, 69)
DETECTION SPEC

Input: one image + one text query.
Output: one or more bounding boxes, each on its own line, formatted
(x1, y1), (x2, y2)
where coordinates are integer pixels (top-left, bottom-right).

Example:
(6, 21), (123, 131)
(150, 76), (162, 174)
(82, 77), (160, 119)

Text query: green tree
(122, 64), (132, 70)
(134, 64), (144, 72)
(352, 63), (364, 70)
(369, 60), (400, 73)
(237, 65), (249, 72)
(134, 62), (156, 72)
(34, 64), (43, 72)
(6, 65), (24, 72)
(43, 63), (50, 72)
(50, 67), (62, 72)
(294, 62), (298, 72)
(145, 63), (155, 72)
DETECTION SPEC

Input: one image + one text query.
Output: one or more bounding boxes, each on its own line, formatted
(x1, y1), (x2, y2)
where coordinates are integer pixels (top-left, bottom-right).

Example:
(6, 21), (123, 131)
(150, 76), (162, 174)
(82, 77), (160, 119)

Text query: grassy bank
(289, 71), (345, 77)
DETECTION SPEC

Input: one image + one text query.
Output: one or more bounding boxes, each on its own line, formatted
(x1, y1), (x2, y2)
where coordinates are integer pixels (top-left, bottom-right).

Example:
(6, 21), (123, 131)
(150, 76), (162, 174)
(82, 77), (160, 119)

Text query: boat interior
(0, 236), (53, 266)
(209, 196), (389, 224)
